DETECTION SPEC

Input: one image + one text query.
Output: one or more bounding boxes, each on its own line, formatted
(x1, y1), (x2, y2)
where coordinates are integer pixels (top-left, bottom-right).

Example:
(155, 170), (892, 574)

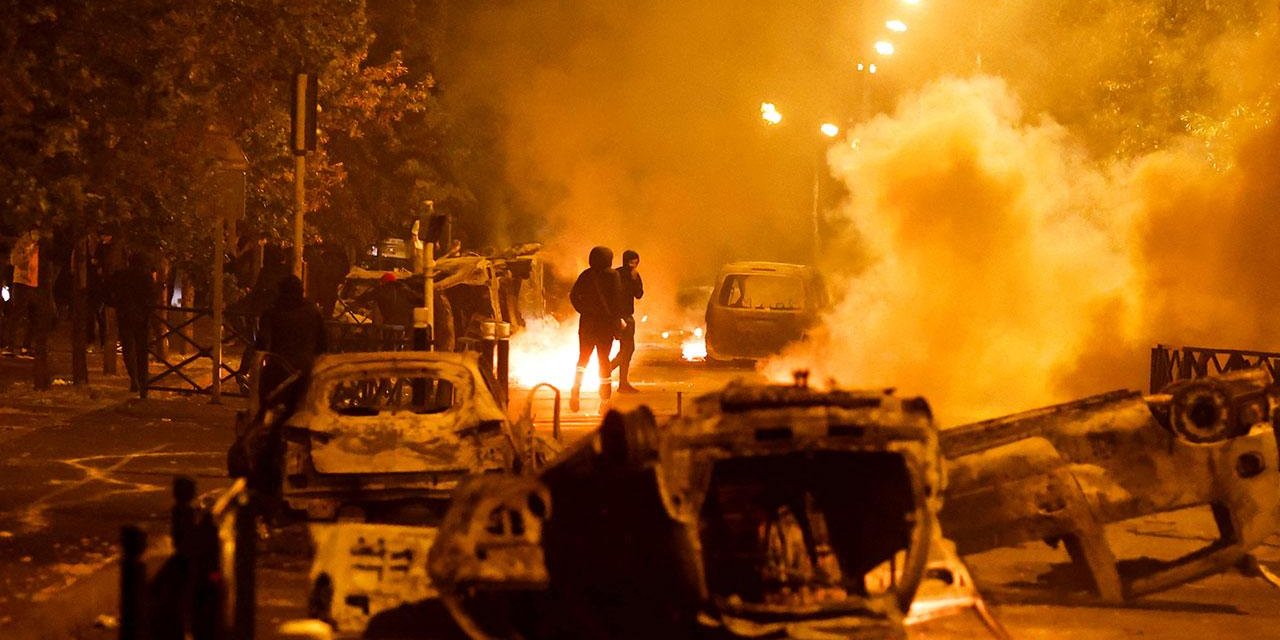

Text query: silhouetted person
(611, 250), (643, 393)
(256, 275), (327, 412)
(356, 272), (417, 329)
(306, 236), (350, 317)
(109, 252), (157, 396)
(568, 246), (623, 412)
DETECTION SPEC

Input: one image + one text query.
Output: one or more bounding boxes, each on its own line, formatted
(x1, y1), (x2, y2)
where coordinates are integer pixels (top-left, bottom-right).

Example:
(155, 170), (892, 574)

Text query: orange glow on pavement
(509, 317), (616, 390)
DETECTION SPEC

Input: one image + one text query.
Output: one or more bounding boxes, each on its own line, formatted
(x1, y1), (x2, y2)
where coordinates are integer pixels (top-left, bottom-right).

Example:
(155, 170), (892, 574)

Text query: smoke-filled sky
(439, 1), (1280, 423)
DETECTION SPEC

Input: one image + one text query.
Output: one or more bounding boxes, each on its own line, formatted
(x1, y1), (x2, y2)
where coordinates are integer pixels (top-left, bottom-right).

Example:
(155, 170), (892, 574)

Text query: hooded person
(611, 249), (643, 393)
(255, 275), (327, 411)
(568, 246), (624, 411)
(107, 250), (157, 396)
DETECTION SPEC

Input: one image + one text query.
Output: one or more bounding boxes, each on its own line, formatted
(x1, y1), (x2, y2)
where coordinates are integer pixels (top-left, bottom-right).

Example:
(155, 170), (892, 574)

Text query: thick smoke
(439, 2), (871, 321)
(764, 76), (1132, 424)
(442, 2), (1280, 423)
(767, 72), (1280, 425)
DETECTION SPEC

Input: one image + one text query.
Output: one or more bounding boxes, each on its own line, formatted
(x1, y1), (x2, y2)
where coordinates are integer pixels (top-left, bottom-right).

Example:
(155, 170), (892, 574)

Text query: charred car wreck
(940, 368), (1280, 602)
(427, 379), (945, 639)
(230, 350), (558, 634)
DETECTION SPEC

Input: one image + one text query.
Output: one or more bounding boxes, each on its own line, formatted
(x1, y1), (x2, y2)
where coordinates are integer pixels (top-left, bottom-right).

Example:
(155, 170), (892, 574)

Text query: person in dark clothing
(357, 272), (417, 329)
(106, 252), (157, 395)
(306, 237), (350, 318)
(568, 246), (624, 412)
(610, 250), (644, 393)
(256, 275), (327, 411)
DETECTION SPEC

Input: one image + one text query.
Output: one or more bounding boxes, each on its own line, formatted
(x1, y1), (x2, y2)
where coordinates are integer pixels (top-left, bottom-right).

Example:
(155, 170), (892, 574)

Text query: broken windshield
(719, 274), (806, 311)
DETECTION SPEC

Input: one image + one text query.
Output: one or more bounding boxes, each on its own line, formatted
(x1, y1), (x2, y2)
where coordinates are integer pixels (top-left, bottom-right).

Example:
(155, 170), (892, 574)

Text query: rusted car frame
(428, 381), (946, 639)
(273, 351), (534, 520)
(940, 368), (1280, 602)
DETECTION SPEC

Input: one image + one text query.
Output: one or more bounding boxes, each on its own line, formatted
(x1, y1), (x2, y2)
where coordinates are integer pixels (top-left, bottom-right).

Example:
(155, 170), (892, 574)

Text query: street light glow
(760, 102), (782, 125)
(874, 40), (895, 56)
(903, 0), (921, 5)
(886, 20), (908, 32)
(820, 123), (840, 138)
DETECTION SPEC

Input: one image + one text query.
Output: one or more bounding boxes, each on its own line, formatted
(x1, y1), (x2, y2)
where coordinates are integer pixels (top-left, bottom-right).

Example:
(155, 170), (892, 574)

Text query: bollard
(411, 308), (432, 407)
(233, 496), (256, 640)
(189, 512), (223, 640)
(495, 322), (511, 408)
(171, 476), (197, 553)
(676, 391), (683, 417)
(120, 526), (147, 640)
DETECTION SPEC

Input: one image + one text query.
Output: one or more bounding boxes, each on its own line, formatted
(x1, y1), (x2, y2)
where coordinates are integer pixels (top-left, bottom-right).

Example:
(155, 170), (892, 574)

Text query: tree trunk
(70, 235), (89, 385)
(103, 307), (118, 375)
(31, 242), (57, 391)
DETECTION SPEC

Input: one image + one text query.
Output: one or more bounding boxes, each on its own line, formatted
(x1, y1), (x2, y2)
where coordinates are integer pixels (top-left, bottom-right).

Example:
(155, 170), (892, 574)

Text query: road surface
(3, 344), (1280, 638)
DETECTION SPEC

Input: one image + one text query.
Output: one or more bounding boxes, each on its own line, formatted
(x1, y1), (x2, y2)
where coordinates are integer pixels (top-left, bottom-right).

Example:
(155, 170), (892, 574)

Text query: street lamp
(874, 40), (895, 56)
(760, 102), (783, 125)
(886, 19), (908, 33)
(758, 102), (840, 259)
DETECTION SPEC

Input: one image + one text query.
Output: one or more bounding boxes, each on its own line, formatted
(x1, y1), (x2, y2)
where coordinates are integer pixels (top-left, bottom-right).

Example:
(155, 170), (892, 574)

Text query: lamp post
(760, 102), (840, 259)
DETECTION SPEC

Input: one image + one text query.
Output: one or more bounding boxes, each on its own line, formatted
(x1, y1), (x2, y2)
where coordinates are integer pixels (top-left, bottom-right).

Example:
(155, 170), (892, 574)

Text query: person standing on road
(568, 246), (623, 412)
(611, 249), (643, 393)
(6, 232), (40, 356)
(255, 275), (327, 412)
(109, 251), (157, 396)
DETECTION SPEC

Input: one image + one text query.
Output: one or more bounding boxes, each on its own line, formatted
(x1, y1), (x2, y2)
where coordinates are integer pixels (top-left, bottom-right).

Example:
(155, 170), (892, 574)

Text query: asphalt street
(3, 342), (1280, 638)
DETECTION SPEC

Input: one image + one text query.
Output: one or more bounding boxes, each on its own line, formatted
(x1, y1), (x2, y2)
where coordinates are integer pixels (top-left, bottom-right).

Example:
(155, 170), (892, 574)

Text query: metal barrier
(119, 476), (257, 640)
(144, 304), (415, 400)
(325, 321), (407, 353)
(1149, 344), (1280, 393)
(146, 306), (255, 399)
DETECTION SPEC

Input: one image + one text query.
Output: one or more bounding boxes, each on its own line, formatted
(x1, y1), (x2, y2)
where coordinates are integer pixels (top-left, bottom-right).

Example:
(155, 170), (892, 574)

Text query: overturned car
(427, 379), (945, 639)
(940, 368), (1280, 602)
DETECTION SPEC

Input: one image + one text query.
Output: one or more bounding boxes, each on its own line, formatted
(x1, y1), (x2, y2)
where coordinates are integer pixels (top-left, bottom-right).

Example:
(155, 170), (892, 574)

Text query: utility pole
(416, 200), (436, 353)
(291, 72), (318, 281)
(412, 201), (436, 410)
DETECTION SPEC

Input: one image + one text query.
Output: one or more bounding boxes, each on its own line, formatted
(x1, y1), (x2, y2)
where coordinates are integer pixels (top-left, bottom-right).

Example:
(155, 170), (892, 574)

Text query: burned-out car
(704, 262), (829, 362)
(940, 368), (1280, 602)
(235, 350), (553, 521)
(427, 379), (946, 639)
(232, 350), (559, 635)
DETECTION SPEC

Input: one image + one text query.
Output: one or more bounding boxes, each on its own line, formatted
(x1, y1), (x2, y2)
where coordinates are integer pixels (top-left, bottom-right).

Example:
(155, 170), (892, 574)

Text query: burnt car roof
(717, 261), (817, 277)
(309, 350), (486, 379)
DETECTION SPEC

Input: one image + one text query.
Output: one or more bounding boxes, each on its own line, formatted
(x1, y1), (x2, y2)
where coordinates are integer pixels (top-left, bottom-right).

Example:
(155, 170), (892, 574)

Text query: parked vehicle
(704, 262), (828, 361)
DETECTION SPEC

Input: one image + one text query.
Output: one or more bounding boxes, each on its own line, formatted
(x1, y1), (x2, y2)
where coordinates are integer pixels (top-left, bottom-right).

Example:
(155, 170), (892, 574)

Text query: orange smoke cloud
(767, 73), (1280, 425)
(765, 76), (1134, 425)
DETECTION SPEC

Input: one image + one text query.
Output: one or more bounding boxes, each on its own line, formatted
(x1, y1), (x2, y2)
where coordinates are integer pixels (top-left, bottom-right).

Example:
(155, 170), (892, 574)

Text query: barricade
(1149, 344), (1280, 393)
(145, 306), (255, 399)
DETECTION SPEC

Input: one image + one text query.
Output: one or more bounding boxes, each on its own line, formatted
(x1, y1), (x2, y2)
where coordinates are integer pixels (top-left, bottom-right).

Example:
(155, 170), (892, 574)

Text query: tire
(1170, 379), (1233, 443)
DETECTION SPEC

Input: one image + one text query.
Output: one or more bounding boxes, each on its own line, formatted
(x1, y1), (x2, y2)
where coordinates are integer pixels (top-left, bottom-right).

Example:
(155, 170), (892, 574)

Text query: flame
(508, 317), (616, 389)
(681, 328), (707, 361)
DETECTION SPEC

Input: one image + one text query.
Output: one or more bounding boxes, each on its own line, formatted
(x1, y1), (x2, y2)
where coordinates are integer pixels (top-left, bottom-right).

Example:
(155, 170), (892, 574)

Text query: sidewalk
(0, 334), (245, 639)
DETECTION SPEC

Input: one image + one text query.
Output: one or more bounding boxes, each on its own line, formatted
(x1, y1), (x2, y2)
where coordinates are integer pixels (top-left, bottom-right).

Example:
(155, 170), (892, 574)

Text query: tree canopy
(0, 0), (504, 277)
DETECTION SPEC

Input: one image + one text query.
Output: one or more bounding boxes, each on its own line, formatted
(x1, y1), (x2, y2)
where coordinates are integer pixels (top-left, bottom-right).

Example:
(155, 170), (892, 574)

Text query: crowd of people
(2, 232), (649, 418)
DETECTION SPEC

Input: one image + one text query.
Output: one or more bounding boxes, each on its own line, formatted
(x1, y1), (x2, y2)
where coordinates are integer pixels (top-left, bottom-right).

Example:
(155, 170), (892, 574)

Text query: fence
(144, 303), (412, 400)
(146, 306), (255, 399)
(1148, 344), (1280, 393)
